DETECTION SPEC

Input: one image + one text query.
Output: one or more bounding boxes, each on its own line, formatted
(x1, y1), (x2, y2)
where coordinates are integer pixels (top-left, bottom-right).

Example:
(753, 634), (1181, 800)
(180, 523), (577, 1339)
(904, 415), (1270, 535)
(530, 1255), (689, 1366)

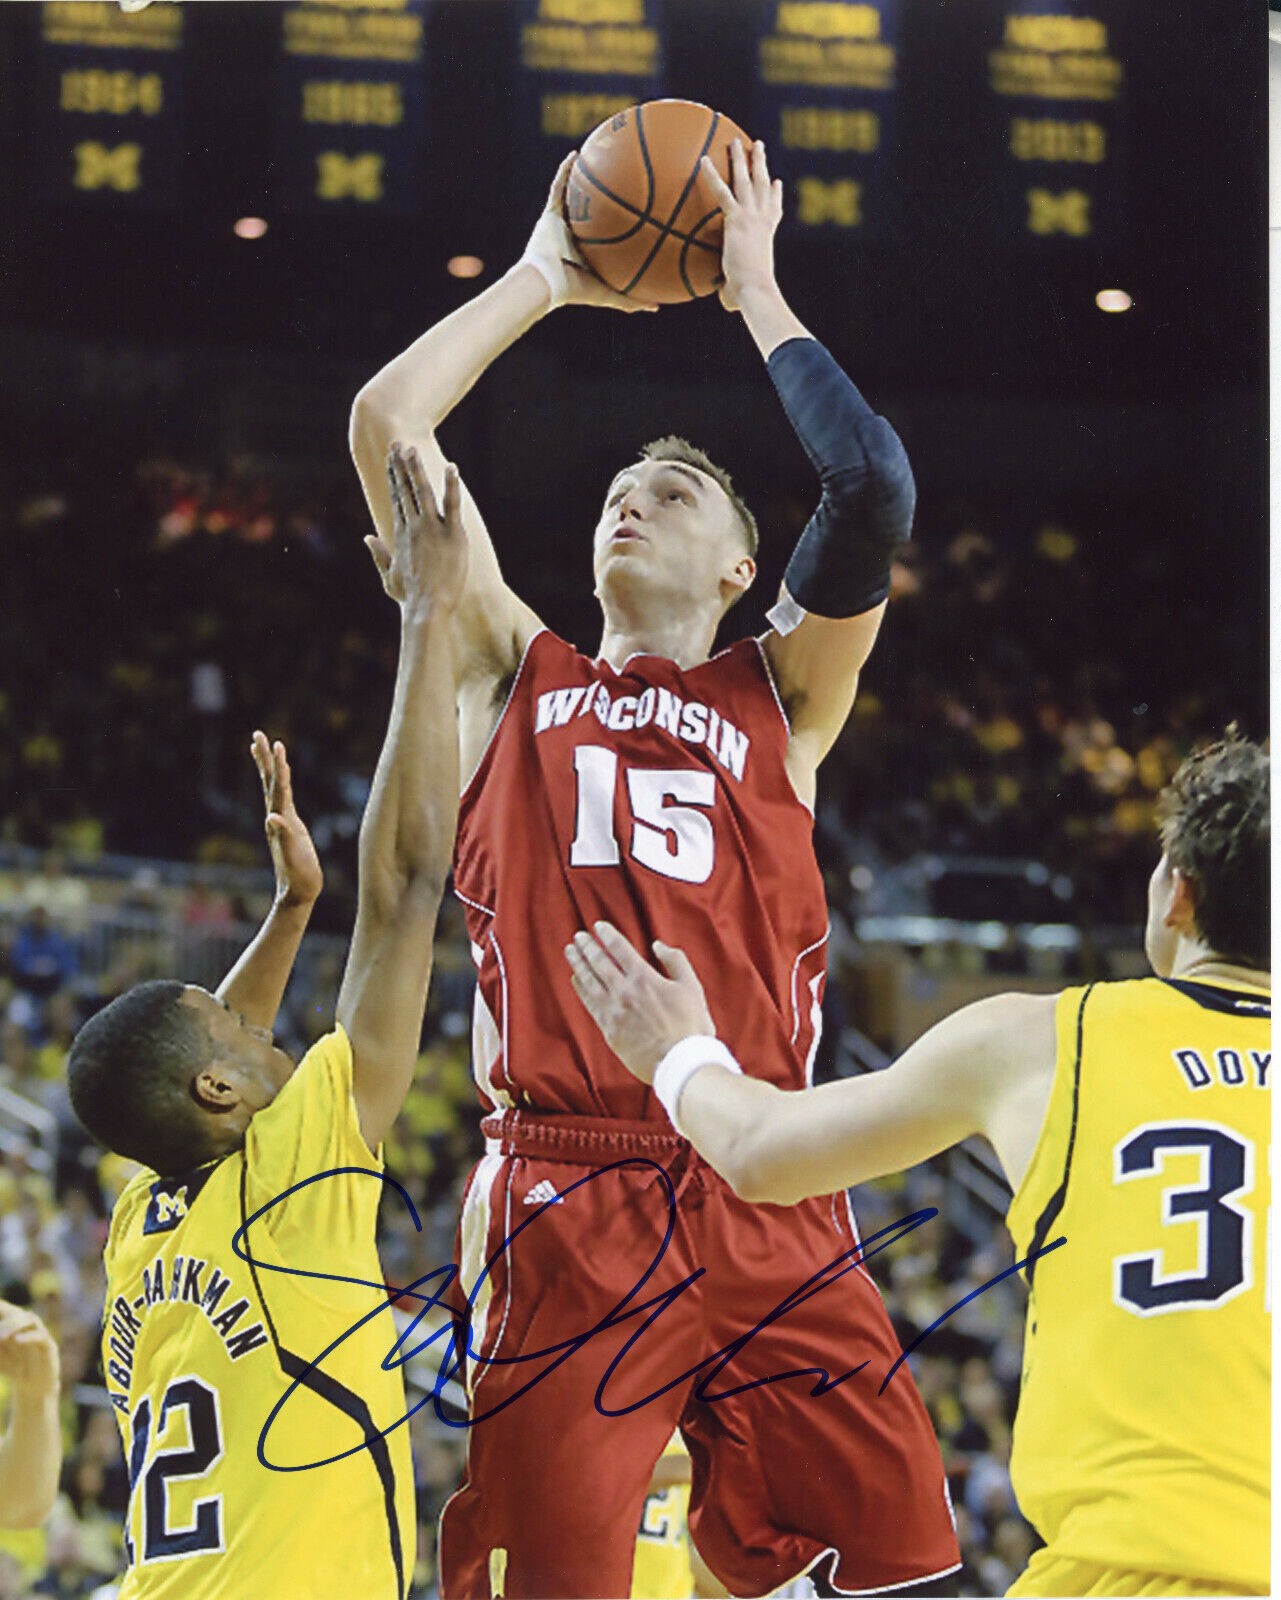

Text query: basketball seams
(678, 207), (724, 297)
(632, 99), (656, 221)
(568, 101), (748, 301)
(570, 159), (650, 247)
(571, 158), (719, 254)
(621, 106), (723, 298)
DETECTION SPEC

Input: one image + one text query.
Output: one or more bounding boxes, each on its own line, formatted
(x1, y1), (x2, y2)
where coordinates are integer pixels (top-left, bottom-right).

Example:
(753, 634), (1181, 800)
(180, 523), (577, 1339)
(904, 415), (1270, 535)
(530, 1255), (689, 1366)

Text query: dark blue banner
(275, 0), (426, 215)
(752, 0), (902, 237)
(984, 0), (1126, 245)
(32, 1), (186, 208)
(515, 0), (664, 185)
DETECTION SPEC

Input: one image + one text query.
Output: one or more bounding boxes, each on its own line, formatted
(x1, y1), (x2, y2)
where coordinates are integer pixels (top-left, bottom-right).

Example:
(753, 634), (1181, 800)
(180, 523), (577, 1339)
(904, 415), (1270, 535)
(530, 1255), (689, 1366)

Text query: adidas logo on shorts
(523, 1180), (562, 1207)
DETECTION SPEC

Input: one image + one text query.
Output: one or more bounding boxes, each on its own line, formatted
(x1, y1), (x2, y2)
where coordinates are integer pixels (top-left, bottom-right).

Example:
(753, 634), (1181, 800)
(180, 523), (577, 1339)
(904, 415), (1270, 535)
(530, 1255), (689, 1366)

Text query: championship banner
(31, 1), (186, 208)
(275, 0), (426, 215)
(752, 0), (901, 237)
(985, 0), (1125, 246)
(515, 0), (665, 179)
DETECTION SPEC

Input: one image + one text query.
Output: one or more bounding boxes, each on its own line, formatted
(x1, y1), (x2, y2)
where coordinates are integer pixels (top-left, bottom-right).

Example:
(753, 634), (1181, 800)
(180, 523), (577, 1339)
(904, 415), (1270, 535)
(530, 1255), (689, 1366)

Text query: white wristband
(519, 214), (572, 308)
(653, 1036), (742, 1136)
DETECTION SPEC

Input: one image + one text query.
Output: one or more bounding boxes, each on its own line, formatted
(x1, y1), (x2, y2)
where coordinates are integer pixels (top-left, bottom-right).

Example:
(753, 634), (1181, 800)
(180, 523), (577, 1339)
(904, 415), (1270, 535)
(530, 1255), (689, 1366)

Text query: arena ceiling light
(447, 255), (485, 279)
(1095, 288), (1133, 313)
(233, 217), (269, 241)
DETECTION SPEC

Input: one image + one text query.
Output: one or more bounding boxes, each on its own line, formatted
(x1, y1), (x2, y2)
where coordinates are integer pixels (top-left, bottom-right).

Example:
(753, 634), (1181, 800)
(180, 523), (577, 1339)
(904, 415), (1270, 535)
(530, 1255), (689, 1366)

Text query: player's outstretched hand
(700, 138), (783, 314)
(251, 731), (322, 910)
(521, 153), (657, 314)
(565, 920), (715, 1082)
(0, 1302), (59, 1400)
(366, 443), (469, 614)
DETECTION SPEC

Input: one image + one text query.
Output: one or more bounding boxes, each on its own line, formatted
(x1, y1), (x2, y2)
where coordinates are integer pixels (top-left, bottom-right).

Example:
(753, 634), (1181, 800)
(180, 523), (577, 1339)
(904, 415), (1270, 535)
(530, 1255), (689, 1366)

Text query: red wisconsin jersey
(454, 629), (830, 1120)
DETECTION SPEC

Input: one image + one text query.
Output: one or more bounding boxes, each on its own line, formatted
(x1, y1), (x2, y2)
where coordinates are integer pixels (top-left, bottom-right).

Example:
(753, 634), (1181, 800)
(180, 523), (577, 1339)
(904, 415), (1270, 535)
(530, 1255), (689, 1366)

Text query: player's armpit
(763, 601), (886, 778)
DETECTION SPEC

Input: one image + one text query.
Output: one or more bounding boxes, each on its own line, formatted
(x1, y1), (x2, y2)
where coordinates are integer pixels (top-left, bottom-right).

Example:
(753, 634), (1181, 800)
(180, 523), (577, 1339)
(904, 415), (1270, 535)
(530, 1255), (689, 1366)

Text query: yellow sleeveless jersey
(102, 1028), (415, 1599)
(1006, 977), (1270, 1591)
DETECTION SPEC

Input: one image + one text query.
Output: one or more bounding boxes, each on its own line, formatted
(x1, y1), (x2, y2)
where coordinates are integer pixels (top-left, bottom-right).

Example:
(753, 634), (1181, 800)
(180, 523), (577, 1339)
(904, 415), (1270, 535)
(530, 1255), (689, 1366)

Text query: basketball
(565, 100), (752, 306)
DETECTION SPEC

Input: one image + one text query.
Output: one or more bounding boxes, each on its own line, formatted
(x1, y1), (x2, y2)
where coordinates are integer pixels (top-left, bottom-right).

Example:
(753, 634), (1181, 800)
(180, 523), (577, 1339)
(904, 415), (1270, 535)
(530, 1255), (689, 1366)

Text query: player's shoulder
(243, 1024), (376, 1197)
(105, 1164), (158, 1259)
(257, 1027), (354, 1131)
(949, 989), (1059, 1043)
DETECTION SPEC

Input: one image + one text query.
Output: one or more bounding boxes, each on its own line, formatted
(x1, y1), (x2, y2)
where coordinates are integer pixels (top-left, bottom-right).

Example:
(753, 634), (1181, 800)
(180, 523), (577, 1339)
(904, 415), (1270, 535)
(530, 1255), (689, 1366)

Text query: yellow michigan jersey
(102, 1028), (416, 1599)
(1006, 977), (1270, 1593)
(631, 1433), (694, 1599)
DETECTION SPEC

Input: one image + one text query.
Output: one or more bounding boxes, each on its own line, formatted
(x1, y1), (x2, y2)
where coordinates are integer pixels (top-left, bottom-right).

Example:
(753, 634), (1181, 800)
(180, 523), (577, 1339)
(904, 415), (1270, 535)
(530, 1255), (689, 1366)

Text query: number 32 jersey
(454, 630), (830, 1119)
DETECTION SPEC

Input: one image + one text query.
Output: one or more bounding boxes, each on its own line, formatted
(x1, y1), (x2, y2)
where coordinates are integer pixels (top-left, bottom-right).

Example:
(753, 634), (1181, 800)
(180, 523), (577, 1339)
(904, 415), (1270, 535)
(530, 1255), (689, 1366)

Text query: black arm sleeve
(767, 336), (915, 620)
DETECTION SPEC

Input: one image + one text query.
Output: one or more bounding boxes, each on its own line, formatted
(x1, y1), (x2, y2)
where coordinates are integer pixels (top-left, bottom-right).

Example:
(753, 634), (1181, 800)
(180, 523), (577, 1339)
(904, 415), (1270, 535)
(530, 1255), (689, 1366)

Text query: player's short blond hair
(640, 436), (759, 556)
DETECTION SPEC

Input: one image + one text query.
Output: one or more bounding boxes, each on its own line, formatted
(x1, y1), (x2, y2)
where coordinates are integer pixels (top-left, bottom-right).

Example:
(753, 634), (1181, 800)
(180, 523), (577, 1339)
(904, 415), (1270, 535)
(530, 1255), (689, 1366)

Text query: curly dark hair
(1156, 729), (1269, 969)
(640, 435), (759, 556)
(67, 980), (216, 1175)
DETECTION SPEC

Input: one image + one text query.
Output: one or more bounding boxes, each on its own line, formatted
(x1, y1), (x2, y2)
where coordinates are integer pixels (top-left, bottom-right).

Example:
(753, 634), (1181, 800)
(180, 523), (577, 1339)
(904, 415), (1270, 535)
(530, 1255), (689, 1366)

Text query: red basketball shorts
(437, 1112), (959, 1599)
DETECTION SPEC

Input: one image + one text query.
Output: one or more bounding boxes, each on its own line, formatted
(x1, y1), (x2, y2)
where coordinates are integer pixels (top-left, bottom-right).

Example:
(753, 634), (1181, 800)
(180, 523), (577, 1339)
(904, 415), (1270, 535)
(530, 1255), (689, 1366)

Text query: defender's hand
(700, 139), (784, 314)
(366, 444), (469, 614)
(521, 153), (657, 314)
(0, 1302), (59, 1400)
(565, 921), (715, 1083)
(251, 732), (322, 910)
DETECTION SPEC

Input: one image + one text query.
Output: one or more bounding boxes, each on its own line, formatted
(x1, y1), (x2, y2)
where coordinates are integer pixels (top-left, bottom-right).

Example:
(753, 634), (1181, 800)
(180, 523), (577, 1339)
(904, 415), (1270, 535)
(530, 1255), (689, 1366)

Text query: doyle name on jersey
(1171, 1045), (1269, 1091)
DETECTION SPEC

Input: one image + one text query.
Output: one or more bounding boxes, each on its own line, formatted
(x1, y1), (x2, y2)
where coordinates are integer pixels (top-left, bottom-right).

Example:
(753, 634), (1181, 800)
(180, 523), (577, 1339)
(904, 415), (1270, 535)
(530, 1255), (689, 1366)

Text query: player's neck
(1169, 945), (1271, 992)
(596, 603), (719, 672)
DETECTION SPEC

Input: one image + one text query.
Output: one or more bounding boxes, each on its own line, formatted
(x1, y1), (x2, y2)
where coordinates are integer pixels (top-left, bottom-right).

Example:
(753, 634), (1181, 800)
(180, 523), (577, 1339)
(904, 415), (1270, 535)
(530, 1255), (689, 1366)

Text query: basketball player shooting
(567, 734), (1271, 1599)
(351, 142), (959, 1598)
(65, 447), (464, 1600)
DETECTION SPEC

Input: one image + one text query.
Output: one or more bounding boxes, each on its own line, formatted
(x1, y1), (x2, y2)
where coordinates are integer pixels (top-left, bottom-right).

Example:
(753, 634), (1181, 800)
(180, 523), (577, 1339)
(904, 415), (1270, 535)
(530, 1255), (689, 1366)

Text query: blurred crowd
(0, 454), (1257, 1596)
(3, 456), (1253, 924)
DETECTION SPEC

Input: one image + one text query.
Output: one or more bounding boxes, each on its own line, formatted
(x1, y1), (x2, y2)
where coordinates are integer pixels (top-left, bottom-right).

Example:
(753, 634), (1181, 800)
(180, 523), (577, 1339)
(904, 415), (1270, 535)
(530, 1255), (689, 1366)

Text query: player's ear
(1164, 867), (1200, 936)
(192, 1066), (242, 1114)
(721, 554), (756, 608)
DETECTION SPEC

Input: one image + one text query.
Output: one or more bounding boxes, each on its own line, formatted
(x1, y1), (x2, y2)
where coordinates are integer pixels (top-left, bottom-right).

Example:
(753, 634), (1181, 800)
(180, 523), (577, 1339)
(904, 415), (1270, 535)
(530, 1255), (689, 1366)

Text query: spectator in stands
(8, 909), (78, 1044)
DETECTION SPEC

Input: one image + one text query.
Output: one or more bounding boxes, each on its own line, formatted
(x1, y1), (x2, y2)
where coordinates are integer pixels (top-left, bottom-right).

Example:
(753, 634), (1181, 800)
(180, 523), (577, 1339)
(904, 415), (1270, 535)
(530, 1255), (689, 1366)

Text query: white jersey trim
(751, 634), (793, 739)
(454, 886), (495, 920)
(490, 931), (515, 1104)
(789, 928), (829, 1049)
(806, 1555), (963, 1596)
(752, 634), (818, 817)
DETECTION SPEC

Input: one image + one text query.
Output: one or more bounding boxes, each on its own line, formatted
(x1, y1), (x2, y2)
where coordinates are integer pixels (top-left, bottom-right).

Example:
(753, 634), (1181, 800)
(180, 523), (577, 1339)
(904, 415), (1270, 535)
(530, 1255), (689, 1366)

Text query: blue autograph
(231, 1159), (1064, 1472)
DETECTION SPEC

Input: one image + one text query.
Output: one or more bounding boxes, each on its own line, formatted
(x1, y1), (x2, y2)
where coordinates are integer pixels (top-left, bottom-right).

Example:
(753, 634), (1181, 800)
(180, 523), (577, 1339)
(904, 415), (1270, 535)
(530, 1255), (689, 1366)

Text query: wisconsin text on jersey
(534, 681), (751, 781)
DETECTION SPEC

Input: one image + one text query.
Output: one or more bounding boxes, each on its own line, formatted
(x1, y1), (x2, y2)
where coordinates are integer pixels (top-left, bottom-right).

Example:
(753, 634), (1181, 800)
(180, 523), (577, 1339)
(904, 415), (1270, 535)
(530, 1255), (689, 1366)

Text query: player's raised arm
(349, 156), (650, 698)
(0, 1301), (60, 1530)
(702, 141), (914, 793)
(337, 444), (464, 1151)
(566, 921), (1052, 1205)
(213, 732), (322, 1032)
